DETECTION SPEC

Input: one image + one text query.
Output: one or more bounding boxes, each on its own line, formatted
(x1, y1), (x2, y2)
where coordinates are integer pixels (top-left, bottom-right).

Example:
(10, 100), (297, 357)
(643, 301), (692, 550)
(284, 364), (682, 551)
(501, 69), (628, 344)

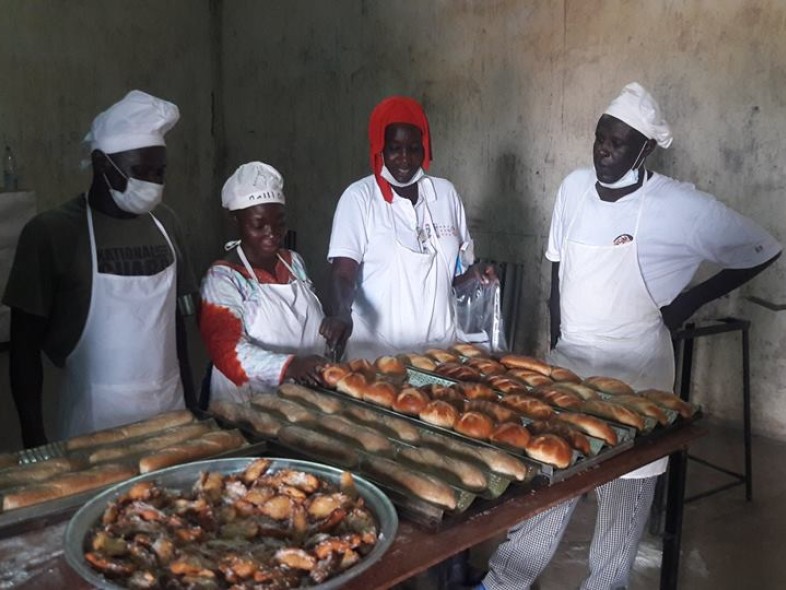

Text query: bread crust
(65, 410), (196, 451)
(362, 456), (457, 510)
(278, 383), (343, 414)
(392, 388), (430, 416)
(277, 425), (360, 468)
(454, 411), (495, 440)
(525, 434), (573, 469)
(138, 430), (246, 474)
(580, 400), (646, 431)
(639, 389), (694, 418)
(554, 412), (618, 446)
(499, 355), (552, 376)
(419, 400), (459, 429)
(500, 394), (555, 420)
(362, 381), (398, 408)
(489, 423), (531, 450)
(583, 376), (635, 396)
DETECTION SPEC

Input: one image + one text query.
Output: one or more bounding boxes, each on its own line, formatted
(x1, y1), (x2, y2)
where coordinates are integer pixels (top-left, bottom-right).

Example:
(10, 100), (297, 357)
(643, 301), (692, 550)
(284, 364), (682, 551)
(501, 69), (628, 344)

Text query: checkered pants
(482, 476), (658, 590)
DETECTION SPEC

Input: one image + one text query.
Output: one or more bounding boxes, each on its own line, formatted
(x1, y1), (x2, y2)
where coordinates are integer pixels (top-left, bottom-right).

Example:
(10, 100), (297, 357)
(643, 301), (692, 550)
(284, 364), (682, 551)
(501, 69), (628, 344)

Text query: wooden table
(6, 423), (703, 590)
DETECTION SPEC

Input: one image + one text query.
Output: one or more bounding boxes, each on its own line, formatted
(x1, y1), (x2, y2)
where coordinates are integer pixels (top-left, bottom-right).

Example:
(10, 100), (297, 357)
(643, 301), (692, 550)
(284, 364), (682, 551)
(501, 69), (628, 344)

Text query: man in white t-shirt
(482, 83), (780, 590)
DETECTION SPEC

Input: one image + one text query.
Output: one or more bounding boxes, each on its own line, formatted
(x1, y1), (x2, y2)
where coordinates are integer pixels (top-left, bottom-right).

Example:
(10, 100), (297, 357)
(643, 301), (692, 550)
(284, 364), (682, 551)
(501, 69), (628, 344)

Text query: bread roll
(250, 395), (318, 424)
(549, 366), (582, 384)
(65, 409), (196, 450)
(278, 383), (343, 414)
(2, 463), (138, 511)
(555, 412), (618, 446)
(421, 433), (529, 481)
(546, 382), (599, 401)
(612, 395), (670, 426)
(424, 348), (460, 364)
(526, 420), (591, 456)
(489, 423), (531, 450)
(392, 388), (429, 416)
(362, 456), (457, 510)
(319, 415), (393, 455)
(537, 388), (583, 410)
(397, 447), (487, 491)
(639, 389), (695, 419)
(277, 425), (360, 468)
(397, 353), (437, 372)
(88, 422), (214, 464)
(362, 381), (398, 408)
(454, 411), (495, 440)
(507, 369), (554, 388)
(525, 434), (573, 469)
(374, 355), (408, 378)
(499, 354), (552, 376)
(583, 376), (635, 396)
(464, 399), (519, 424)
(428, 385), (465, 405)
(335, 373), (368, 399)
(348, 358), (376, 379)
(484, 375), (529, 395)
(138, 429), (247, 474)
(320, 363), (352, 387)
(0, 457), (84, 488)
(419, 400), (459, 429)
(208, 400), (282, 437)
(342, 404), (422, 444)
(500, 394), (555, 420)
(435, 362), (482, 382)
(580, 400), (646, 431)
(465, 358), (507, 375)
(455, 381), (498, 401)
(448, 343), (489, 358)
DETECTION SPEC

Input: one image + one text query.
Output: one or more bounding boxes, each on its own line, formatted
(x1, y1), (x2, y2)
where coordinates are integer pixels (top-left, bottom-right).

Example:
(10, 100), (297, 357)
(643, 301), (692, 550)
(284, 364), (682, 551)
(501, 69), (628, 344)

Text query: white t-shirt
(328, 173), (473, 275)
(546, 168), (781, 306)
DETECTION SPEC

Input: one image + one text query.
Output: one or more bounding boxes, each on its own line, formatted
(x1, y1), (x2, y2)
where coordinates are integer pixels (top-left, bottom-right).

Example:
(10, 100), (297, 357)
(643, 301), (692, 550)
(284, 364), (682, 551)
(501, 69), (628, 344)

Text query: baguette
(465, 358), (507, 375)
(138, 429), (247, 474)
(455, 381), (498, 401)
(250, 394), (318, 424)
(397, 353), (437, 372)
(2, 463), (138, 511)
(208, 401), (282, 437)
(397, 447), (487, 491)
(555, 412), (618, 446)
(526, 420), (591, 455)
(500, 394), (555, 420)
(463, 399), (519, 424)
(611, 395), (670, 426)
(424, 348), (460, 364)
(536, 388), (583, 410)
(525, 434), (573, 469)
(318, 415), (393, 455)
(278, 383), (343, 414)
(499, 354), (552, 376)
(88, 422), (214, 464)
(277, 425), (360, 468)
(583, 376), (635, 396)
(489, 423), (531, 450)
(421, 432), (529, 481)
(448, 343), (489, 358)
(435, 362), (482, 382)
(342, 405), (422, 444)
(549, 366), (582, 384)
(362, 456), (457, 510)
(545, 382), (599, 401)
(639, 389), (695, 419)
(0, 457), (85, 488)
(580, 400), (646, 431)
(506, 369), (554, 388)
(484, 375), (529, 396)
(66, 409), (196, 450)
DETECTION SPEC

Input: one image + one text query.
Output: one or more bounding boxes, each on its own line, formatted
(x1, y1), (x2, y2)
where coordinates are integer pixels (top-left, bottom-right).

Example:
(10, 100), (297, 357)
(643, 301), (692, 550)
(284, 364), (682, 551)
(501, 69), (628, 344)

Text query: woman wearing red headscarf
(320, 96), (494, 360)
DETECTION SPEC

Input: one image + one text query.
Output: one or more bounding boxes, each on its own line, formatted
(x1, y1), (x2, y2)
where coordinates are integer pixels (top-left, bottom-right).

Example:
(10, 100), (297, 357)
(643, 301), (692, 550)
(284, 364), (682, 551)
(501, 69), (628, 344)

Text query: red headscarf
(368, 96), (433, 203)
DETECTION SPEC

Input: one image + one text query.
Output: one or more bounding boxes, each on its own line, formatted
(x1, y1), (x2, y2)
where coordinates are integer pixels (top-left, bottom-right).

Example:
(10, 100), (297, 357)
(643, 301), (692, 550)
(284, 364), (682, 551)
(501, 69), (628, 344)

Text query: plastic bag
(454, 278), (508, 353)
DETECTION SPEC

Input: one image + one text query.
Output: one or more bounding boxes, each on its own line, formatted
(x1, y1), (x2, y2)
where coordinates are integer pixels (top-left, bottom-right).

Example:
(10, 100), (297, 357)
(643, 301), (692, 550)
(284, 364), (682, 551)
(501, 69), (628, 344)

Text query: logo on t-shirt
(613, 234), (634, 246)
(97, 244), (173, 276)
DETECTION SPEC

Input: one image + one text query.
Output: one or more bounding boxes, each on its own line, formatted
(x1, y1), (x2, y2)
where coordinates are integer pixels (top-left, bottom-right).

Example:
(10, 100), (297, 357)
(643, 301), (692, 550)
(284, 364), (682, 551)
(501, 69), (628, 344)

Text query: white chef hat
(604, 82), (673, 149)
(221, 161), (286, 211)
(84, 90), (180, 154)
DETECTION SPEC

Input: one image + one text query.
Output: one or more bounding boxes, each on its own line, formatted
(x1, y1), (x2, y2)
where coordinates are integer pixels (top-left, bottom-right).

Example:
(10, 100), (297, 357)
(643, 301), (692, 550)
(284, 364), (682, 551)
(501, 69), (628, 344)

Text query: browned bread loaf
(318, 415), (393, 455)
(362, 456), (457, 510)
(580, 400), (646, 431)
(639, 389), (695, 418)
(319, 363), (352, 387)
(250, 395), (318, 424)
(489, 423), (531, 450)
(526, 420), (591, 456)
(525, 434), (573, 469)
(500, 394), (555, 420)
(584, 376), (635, 396)
(424, 348), (460, 364)
(362, 380), (398, 408)
(536, 388), (583, 410)
(545, 382), (600, 401)
(65, 410), (196, 451)
(554, 412), (618, 446)
(392, 387), (430, 416)
(549, 366), (582, 383)
(465, 357), (507, 375)
(397, 353), (437, 372)
(335, 372), (368, 399)
(449, 343), (490, 358)
(454, 411), (495, 440)
(139, 430), (246, 474)
(507, 369), (554, 388)
(464, 399), (519, 424)
(347, 358), (377, 379)
(499, 354), (552, 376)
(435, 362), (483, 382)
(612, 395), (670, 426)
(455, 381), (498, 401)
(278, 383), (343, 414)
(483, 374), (529, 396)
(397, 447), (488, 491)
(419, 400), (460, 429)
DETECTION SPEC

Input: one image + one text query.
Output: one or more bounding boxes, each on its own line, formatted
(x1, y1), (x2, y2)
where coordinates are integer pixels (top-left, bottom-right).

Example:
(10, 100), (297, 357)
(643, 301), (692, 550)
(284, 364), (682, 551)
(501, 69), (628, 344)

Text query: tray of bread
(0, 410), (259, 537)
(65, 457), (398, 590)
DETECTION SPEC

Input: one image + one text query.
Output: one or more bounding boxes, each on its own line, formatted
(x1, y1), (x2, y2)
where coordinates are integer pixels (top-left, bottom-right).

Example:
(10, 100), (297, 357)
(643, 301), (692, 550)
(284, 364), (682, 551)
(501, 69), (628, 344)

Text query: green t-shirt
(2, 195), (197, 366)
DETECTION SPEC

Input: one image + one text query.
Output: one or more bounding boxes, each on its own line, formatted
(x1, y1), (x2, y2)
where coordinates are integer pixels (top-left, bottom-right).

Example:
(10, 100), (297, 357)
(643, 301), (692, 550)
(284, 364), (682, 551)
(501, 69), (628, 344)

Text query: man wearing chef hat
(481, 83), (781, 589)
(4, 90), (197, 447)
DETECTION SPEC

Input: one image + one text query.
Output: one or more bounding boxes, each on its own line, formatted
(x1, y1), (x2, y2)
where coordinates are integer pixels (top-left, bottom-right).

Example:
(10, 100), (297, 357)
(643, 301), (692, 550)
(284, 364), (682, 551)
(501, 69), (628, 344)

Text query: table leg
(742, 326), (752, 501)
(660, 449), (687, 590)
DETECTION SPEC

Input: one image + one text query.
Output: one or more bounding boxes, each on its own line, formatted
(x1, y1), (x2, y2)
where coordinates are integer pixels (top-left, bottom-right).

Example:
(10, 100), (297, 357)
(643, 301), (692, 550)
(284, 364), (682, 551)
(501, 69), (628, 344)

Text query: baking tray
(0, 440), (266, 540)
(64, 457), (398, 590)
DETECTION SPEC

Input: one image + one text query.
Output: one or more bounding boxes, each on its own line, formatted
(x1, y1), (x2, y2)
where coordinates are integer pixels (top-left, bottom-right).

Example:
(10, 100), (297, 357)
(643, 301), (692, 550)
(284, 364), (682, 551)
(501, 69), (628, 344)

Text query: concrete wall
(0, 0), (220, 451)
(221, 0), (786, 439)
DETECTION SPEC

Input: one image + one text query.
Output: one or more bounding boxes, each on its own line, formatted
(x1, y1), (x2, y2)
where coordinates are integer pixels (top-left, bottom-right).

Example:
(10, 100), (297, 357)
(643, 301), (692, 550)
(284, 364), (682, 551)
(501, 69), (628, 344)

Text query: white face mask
(104, 156), (164, 214)
(597, 141), (647, 189)
(380, 164), (425, 187)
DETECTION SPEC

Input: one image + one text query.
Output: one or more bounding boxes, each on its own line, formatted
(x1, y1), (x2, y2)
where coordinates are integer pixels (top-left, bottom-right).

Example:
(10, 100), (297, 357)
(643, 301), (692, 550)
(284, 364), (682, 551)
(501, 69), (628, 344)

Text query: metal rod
(742, 326), (753, 501)
(660, 449), (688, 590)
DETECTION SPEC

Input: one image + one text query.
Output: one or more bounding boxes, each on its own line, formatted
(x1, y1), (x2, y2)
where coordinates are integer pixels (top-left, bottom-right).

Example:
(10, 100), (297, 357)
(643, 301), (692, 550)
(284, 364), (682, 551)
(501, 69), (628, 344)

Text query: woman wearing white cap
(481, 83), (780, 590)
(199, 162), (326, 403)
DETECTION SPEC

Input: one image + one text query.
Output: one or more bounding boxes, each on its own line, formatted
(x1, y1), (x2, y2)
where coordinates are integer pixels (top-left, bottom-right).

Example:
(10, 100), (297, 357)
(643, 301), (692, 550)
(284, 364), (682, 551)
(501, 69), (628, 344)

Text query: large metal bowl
(64, 457), (398, 589)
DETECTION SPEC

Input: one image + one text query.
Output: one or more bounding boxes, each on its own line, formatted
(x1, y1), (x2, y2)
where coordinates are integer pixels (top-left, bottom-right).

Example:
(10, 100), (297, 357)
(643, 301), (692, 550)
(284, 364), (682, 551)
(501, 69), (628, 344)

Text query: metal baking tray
(0, 441), (266, 540)
(64, 457), (398, 590)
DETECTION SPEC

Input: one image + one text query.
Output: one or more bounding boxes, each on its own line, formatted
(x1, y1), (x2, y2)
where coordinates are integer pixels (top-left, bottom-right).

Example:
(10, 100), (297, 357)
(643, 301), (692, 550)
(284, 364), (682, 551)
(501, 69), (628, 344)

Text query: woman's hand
(284, 354), (327, 387)
(319, 315), (353, 361)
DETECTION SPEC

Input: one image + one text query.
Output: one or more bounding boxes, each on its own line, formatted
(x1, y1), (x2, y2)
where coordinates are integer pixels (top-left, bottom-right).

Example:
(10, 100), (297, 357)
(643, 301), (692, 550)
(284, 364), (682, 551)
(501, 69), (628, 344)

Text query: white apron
(548, 173), (674, 478)
(347, 180), (455, 360)
(210, 246), (325, 403)
(57, 200), (183, 439)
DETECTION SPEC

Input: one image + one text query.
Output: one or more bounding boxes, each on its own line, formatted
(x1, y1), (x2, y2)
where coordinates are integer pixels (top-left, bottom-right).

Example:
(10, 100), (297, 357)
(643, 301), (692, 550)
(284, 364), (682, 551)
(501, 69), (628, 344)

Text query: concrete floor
(402, 419), (786, 589)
